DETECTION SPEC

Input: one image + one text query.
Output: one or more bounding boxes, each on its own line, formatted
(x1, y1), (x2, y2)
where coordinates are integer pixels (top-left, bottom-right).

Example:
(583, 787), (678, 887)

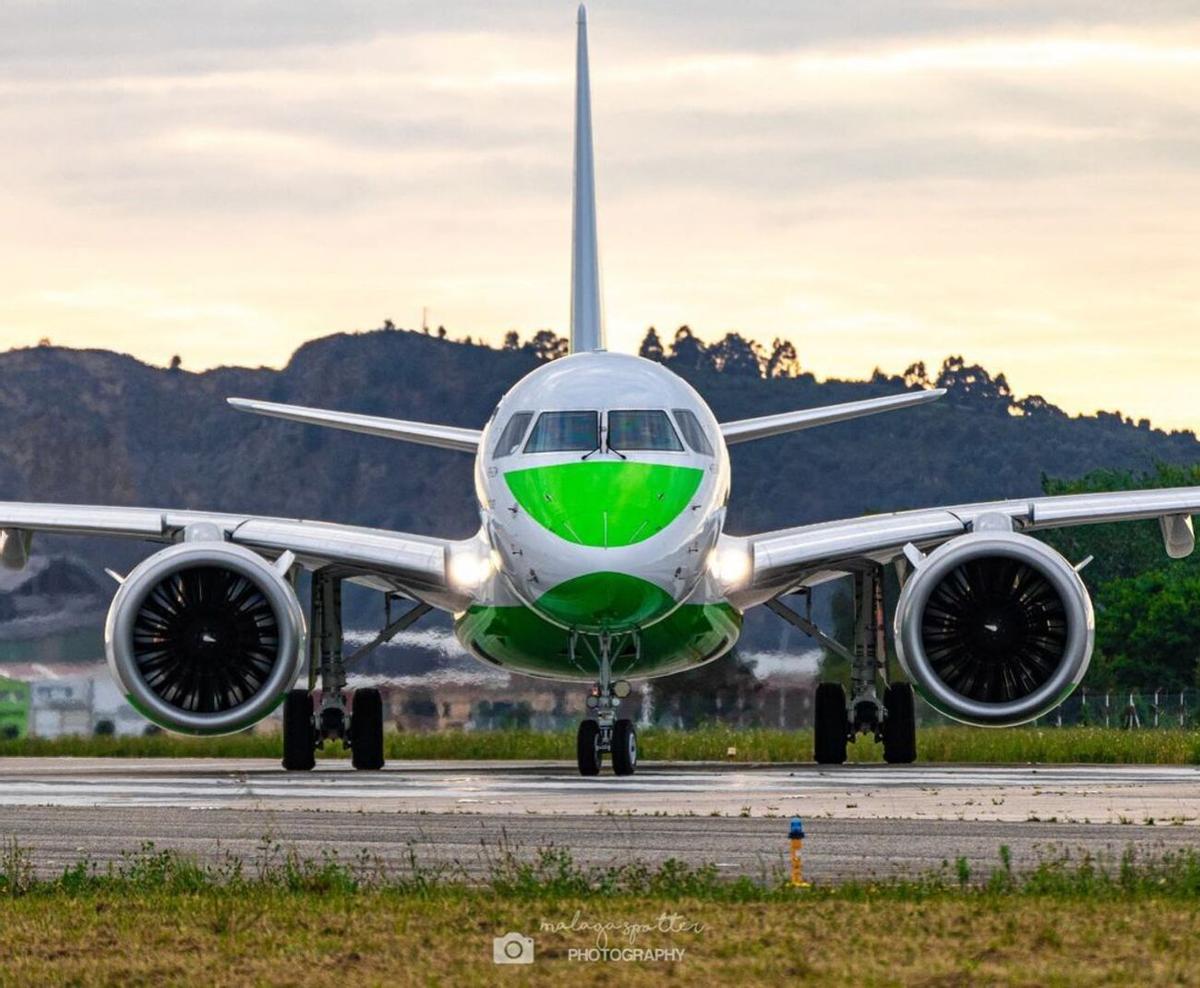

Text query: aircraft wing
(733, 486), (1200, 606)
(0, 502), (470, 609)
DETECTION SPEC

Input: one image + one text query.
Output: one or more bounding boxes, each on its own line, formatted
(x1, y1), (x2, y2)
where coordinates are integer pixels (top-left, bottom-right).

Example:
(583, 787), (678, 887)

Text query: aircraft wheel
(576, 720), (602, 776)
(883, 682), (917, 764)
(350, 688), (385, 770)
(282, 689), (316, 771)
(813, 682), (848, 765)
(611, 719), (637, 776)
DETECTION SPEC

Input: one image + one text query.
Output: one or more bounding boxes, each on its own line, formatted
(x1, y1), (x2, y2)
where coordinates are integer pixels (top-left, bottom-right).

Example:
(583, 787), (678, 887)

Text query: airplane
(1, 5), (1197, 775)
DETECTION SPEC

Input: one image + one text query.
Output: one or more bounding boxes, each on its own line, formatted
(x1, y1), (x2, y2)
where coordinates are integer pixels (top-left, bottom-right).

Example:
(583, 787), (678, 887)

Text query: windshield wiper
(580, 442), (602, 461)
(605, 439), (628, 461)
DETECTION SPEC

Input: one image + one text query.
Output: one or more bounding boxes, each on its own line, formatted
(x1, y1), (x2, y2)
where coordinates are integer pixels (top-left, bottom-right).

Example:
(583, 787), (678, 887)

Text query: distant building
(30, 677), (93, 737)
(3, 663), (153, 738)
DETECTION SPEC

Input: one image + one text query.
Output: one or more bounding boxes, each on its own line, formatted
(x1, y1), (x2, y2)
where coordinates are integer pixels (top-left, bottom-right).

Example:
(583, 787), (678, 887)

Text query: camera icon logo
(493, 931), (535, 965)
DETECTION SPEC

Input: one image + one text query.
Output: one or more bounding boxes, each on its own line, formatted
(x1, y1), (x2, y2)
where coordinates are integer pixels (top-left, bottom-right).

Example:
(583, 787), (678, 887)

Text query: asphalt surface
(1, 760), (1197, 881)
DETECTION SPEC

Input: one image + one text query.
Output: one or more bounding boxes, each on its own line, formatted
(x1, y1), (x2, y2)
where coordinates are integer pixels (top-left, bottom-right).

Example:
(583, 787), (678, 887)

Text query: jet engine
(894, 530), (1093, 727)
(105, 542), (305, 735)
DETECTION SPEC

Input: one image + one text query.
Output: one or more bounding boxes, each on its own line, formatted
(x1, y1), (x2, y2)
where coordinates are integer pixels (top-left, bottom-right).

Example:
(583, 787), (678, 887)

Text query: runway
(1, 759), (1197, 881)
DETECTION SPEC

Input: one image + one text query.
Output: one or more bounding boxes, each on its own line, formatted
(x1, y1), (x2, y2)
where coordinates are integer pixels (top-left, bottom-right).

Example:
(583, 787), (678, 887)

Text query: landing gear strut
(281, 570), (398, 771)
(771, 566), (917, 765)
(574, 631), (638, 777)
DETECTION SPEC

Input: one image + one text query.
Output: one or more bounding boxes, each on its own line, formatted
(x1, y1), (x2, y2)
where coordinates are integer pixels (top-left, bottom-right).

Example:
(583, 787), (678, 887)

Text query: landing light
(708, 545), (751, 588)
(448, 550), (494, 590)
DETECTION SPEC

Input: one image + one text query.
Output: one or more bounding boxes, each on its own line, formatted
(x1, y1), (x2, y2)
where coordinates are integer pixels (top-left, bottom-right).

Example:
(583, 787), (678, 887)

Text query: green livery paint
(535, 571), (674, 630)
(0, 675), (29, 740)
(504, 461), (703, 547)
(455, 600), (742, 680)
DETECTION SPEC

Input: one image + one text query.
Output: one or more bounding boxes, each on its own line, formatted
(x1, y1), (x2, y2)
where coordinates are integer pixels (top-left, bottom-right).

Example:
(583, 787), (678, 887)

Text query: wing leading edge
(0, 502), (470, 610)
(731, 486), (1200, 607)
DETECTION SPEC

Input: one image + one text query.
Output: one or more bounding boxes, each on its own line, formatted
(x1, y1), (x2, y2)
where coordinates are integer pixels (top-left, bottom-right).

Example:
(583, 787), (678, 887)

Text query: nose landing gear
(576, 687), (638, 776)
(573, 630), (639, 776)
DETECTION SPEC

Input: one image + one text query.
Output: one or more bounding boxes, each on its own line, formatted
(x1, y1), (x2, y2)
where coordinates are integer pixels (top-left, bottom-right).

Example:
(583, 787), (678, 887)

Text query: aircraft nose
(504, 460), (703, 547)
(534, 571), (674, 631)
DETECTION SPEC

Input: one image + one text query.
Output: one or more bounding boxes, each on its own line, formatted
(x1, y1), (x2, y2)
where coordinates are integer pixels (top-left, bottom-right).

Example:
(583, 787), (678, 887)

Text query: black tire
(282, 689), (316, 771)
(813, 682), (848, 765)
(350, 688), (385, 771)
(576, 720), (602, 776)
(883, 682), (917, 764)
(611, 719), (637, 776)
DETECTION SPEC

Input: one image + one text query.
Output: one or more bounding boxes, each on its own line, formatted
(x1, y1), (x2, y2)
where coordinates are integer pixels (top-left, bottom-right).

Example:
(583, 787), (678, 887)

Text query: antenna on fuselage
(569, 4), (605, 353)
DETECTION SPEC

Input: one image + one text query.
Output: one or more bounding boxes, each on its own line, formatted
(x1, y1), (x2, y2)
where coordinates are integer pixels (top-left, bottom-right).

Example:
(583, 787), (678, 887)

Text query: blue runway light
(789, 817), (805, 840)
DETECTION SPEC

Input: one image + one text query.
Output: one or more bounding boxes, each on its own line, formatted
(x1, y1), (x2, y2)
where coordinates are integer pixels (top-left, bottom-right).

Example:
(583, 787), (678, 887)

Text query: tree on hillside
(902, 361), (931, 389)
(523, 329), (568, 362)
(502, 331), (521, 350)
(936, 355), (1014, 411)
(708, 333), (764, 377)
(638, 327), (665, 362)
(1015, 394), (1066, 419)
(765, 338), (801, 379)
(665, 326), (715, 373)
(1091, 567), (1200, 690)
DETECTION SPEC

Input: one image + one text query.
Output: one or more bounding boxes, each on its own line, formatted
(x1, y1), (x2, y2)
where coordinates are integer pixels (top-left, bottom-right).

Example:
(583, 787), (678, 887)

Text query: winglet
(570, 3), (604, 352)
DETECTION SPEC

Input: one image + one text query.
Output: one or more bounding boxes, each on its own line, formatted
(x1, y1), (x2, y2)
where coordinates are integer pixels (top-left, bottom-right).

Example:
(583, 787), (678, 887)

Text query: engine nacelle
(105, 542), (305, 735)
(895, 531), (1093, 727)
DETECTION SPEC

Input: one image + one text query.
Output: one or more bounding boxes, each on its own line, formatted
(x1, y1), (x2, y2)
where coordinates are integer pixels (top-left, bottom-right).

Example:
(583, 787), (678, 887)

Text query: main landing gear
(282, 570), (428, 772)
(770, 566), (917, 766)
(574, 631), (638, 777)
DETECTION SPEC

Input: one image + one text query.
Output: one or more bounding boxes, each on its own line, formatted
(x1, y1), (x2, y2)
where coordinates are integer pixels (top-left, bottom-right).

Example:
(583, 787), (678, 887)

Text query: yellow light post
(789, 817), (810, 888)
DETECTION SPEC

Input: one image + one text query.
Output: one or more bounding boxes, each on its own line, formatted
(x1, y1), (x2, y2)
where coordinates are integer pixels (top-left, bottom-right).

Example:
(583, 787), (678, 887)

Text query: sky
(0, 1), (1197, 429)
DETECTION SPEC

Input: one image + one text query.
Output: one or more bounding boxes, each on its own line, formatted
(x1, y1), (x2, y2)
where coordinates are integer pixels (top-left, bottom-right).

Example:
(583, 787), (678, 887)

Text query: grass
(2, 725), (1200, 764)
(2, 840), (1200, 984)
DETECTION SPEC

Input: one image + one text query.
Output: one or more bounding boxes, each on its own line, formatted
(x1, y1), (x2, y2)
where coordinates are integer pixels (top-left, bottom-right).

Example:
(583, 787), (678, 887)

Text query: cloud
(0, 3), (1197, 428)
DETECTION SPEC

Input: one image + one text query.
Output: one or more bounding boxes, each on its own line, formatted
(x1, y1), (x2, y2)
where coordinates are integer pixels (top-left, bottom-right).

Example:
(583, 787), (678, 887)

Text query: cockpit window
(672, 408), (713, 456)
(524, 411), (600, 453)
(492, 412), (533, 458)
(607, 410), (684, 452)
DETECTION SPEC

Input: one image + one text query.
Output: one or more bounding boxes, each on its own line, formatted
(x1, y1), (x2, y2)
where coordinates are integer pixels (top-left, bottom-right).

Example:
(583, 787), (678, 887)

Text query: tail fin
(569, 4), (604, 353)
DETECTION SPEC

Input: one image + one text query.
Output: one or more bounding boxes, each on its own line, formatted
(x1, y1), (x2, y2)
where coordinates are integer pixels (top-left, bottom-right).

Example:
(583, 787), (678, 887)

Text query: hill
(1, 324), (1197, 689)
(1, 325), (1195, 546)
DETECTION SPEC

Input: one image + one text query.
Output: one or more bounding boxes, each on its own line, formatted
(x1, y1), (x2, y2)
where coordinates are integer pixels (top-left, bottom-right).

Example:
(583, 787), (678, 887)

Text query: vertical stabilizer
(570, 4), (604, 352)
